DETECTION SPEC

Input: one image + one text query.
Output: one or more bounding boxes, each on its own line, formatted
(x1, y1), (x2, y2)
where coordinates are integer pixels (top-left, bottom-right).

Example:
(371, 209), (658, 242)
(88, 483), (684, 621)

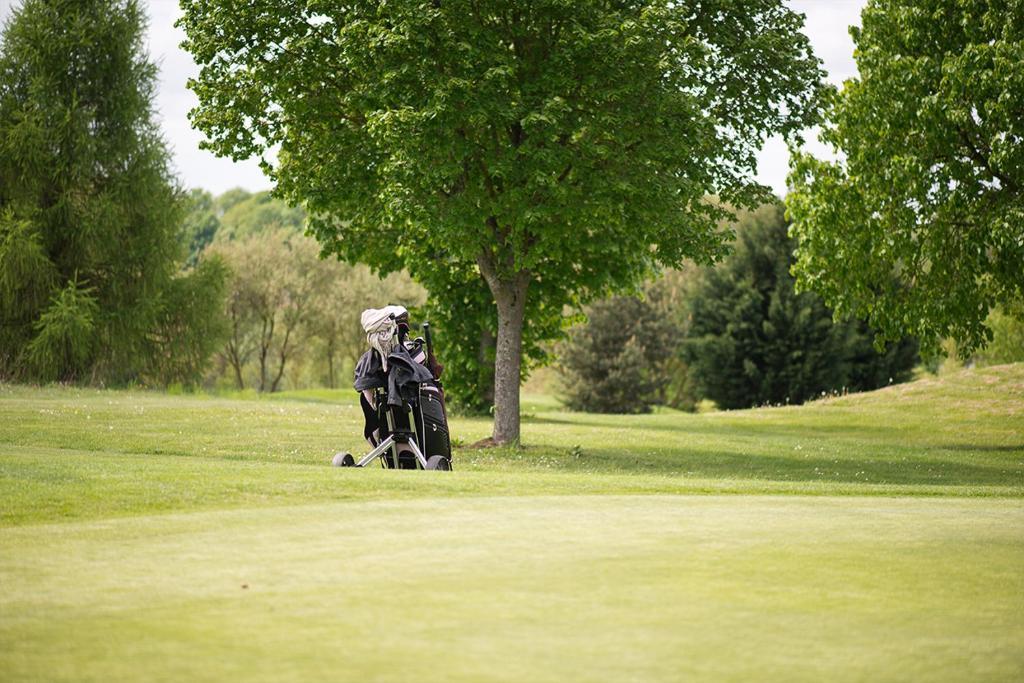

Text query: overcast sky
(1, 0), (867, 197)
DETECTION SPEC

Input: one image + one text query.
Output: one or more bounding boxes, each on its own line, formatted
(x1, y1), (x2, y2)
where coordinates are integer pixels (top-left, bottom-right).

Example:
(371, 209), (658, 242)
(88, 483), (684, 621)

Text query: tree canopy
(0, 0), (224, 385)
(180, 0), (825, 442)
(786, 0), (1024, 357)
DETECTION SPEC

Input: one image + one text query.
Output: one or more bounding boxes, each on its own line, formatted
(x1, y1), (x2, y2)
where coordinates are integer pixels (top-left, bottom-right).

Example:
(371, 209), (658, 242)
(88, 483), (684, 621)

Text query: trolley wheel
(332, 452), (355, 467)
(425, 455), (451, 471)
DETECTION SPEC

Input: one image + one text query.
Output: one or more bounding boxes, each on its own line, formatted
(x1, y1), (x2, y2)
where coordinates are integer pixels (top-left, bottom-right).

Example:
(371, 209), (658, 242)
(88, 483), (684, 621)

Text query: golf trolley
(335, 384), (450, 471)
(333, 312), (453, 471)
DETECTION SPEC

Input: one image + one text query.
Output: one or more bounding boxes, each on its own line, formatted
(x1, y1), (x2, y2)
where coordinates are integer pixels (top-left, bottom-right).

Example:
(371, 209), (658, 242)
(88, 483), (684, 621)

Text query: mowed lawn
(1, 365), (1022, 681)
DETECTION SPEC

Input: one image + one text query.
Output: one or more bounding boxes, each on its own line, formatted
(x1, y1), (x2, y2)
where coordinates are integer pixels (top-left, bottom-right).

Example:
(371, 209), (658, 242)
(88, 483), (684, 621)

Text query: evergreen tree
(0, 0), (223, 383)
(559, 294), (678, 414)
(684, 204), (917, 409)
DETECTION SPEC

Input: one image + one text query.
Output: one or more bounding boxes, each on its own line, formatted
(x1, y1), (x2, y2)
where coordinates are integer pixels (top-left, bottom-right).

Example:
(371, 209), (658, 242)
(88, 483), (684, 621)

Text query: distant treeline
(182, 189), (424, 392)
(557, 203), (1024, 413)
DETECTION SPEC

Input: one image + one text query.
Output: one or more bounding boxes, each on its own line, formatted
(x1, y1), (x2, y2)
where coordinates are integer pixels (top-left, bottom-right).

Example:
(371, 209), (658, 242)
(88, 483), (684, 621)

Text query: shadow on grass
(935, 444), (1024, 453)
(466, 442), (1024, 487)
(526, 413), (915, 441)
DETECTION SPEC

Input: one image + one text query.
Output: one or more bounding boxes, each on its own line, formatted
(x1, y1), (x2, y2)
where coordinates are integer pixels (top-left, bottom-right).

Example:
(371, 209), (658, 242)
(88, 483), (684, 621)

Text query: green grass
(1, 365), (1023, 681)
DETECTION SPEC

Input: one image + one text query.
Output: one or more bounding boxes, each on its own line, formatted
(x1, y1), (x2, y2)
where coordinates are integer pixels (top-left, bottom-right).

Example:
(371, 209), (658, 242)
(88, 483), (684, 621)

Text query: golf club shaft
(422, 322), (434, 359)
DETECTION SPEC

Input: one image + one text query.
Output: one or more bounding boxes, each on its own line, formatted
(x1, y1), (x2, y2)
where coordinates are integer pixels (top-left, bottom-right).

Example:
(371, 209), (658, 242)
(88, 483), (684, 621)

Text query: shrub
(558, 295), (678, 413)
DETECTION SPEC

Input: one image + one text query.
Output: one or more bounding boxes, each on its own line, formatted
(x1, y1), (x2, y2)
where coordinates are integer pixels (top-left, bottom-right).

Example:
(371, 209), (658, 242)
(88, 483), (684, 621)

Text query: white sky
(1, 0), (866, 197)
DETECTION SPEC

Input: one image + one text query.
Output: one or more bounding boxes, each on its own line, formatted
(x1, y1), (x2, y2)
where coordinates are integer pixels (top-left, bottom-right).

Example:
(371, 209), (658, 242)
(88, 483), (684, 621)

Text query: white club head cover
(361, 305), (408, 370)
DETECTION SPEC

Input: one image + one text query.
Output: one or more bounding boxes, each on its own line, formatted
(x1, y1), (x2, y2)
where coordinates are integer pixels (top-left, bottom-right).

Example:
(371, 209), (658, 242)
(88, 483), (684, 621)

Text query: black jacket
(353, 345), (434, 407)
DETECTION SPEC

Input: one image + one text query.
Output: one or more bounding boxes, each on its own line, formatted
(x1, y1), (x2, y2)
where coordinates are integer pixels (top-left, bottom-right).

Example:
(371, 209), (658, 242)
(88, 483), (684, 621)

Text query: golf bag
(335, 306), (453, 470)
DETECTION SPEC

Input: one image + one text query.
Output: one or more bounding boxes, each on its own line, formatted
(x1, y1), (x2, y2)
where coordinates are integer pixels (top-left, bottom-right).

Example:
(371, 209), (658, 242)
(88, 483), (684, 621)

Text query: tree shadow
(525, 413), (912, 440)
(515, 442), (1023, 487)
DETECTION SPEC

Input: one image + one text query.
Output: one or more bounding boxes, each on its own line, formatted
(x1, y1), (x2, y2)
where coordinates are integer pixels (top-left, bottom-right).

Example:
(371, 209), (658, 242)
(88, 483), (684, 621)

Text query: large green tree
(786, 0), (1024, 357)
(0, 0), (226, 384)
(180, 0), (825, 443)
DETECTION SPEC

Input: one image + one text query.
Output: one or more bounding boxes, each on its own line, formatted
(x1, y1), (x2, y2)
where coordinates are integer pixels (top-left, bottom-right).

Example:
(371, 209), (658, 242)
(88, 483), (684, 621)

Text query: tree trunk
(478, 326), (496, 407)
(487, 273), (529, 444)
(325, 338), (336, 389)
(258, 315), (273, 393)
(226, 310), (246, 389)
(269, 325), (294, 393)
(270, 356), (286, 393)
(230, 351), (245, 389)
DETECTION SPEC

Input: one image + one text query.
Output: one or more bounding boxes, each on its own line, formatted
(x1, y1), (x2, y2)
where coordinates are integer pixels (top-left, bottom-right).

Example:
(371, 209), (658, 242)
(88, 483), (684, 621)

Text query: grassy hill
(1, 365), (1022, 681)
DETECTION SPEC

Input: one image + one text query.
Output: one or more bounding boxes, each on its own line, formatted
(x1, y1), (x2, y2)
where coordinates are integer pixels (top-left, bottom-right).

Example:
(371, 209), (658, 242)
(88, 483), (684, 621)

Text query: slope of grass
(1, 366), (1023, 681)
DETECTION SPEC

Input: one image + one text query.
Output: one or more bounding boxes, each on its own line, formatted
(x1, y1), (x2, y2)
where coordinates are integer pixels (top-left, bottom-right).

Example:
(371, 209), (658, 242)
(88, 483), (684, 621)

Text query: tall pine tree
(0, 0), (224, 384)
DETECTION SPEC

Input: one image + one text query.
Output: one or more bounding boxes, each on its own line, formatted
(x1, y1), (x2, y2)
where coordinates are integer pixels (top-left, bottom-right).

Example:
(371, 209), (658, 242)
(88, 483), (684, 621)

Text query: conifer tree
(559, 294), (677, 414)
(0, 0), (224, 384)
(684, 204), (917, 409)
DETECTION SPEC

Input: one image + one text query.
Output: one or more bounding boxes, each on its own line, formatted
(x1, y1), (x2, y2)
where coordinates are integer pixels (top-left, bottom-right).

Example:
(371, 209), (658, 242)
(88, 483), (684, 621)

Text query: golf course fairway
(2, 364), (1022, 681)
(3, 496), (1022, 682)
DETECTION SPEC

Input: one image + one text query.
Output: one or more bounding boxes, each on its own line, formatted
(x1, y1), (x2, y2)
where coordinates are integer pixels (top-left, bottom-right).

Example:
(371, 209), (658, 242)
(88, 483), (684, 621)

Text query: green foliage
(0, 0), (225, 384)
(193, 188), (426, 392)
(213, 188), (251, 215)
(558, 294), (677, 413)
(417, 264), (564, 414)
(642, 265), (703, 411)
(25, 278), (99, 381)
(208, 229), (425, 392)
(836, 319), (921, 391)
(786, 0), (1024, 358)
(180, 189), (220, 265)
(179, 0), (826, 441)
(307, 258), (425, 390)
(216, 191), (305, 242)
(147, 256), (230, 386)
(0, 208), (57, 364)
(209, 230), (325, 392)
(684, 204), (918, 409)
(973, 305), (1024, 366)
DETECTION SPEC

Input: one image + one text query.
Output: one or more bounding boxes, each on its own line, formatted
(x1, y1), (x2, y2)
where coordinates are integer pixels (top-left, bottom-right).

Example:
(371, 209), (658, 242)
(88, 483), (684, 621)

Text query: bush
(558, 295), (678, 413)
(974, 306), (1024, 366)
